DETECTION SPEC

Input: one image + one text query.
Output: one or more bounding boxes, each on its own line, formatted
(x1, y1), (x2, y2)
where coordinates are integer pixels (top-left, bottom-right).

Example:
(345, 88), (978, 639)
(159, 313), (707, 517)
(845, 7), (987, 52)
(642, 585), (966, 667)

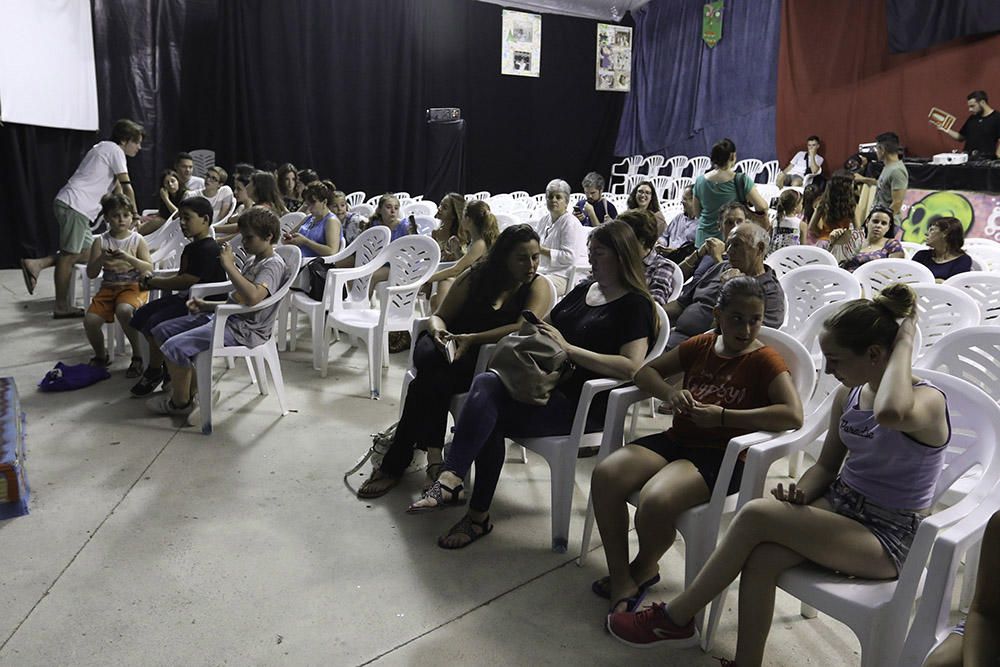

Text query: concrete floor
(0, 268), (863, 666)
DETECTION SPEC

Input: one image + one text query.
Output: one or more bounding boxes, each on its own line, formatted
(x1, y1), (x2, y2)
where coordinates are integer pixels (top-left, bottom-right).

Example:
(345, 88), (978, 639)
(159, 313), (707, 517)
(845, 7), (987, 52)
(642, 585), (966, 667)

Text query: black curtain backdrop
(211, 0), (626, 200)
(3, 0), (623, 269)
(2, 0), (218, 268)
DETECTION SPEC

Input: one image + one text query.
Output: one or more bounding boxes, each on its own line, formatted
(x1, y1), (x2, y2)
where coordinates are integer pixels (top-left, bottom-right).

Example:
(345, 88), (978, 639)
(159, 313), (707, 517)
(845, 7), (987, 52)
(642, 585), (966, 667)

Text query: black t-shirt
(179, 237), (226, 295)
(550, 282), (656, 406)
(959, 111), (1000, 158)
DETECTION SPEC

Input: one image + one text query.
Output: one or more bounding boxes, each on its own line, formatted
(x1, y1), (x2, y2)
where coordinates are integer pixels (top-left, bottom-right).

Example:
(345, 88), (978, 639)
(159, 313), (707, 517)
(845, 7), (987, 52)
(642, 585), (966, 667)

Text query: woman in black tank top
(358, 225), (554, 498)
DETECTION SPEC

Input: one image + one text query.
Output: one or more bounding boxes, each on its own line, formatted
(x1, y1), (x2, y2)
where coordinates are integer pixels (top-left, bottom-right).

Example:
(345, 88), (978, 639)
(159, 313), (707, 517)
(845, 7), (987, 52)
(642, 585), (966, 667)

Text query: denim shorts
(823, 478), (926, 573)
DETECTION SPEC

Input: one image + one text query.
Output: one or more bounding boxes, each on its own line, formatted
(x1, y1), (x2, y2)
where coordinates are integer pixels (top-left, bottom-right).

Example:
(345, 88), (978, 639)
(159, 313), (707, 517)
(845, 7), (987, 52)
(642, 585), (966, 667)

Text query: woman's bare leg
(667, 497), (898, 659)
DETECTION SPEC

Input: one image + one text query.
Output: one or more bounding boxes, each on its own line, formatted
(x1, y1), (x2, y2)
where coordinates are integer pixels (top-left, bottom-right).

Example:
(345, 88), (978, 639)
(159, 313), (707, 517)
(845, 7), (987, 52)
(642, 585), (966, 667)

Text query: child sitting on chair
(84, 193), (153, 374)
(128, 196), (227, 396)
(146, 207), (287, 424)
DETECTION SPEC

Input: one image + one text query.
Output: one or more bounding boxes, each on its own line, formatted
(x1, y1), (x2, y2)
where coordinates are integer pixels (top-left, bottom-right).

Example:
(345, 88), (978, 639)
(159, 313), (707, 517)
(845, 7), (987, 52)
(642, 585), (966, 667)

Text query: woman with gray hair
(537, 178), (579, 295)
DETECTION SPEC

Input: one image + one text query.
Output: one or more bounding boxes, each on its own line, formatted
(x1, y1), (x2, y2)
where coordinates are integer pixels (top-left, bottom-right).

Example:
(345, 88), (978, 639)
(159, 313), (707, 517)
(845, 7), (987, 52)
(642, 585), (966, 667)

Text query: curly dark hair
(627, 180), (661, 213)
(810, 169), (857, 237)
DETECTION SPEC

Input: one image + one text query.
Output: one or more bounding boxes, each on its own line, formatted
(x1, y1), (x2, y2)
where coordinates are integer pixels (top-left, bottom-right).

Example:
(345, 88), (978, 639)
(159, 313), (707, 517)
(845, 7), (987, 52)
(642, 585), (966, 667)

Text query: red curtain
(777, 0), (1000, 171)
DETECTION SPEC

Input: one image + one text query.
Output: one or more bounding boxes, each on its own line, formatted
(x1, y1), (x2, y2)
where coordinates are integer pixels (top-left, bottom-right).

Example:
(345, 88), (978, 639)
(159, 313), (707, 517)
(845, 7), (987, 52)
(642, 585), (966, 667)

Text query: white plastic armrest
(474, 344), (497, 375)
(190, 280), (234, 299)
(151, 268), (178, 278)
(594, 384), (649, 458)
(327, 262), (382, 313)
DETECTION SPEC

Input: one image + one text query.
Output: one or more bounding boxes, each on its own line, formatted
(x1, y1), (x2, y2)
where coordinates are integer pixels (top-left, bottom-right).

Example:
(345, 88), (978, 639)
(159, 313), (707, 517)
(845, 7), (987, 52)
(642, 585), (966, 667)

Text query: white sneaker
(146, 394), (195, 416)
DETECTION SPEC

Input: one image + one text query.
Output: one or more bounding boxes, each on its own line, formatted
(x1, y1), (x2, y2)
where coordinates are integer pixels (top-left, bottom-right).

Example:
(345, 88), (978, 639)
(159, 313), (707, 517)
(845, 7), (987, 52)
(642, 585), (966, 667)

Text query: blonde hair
(824, 283), (916, 354)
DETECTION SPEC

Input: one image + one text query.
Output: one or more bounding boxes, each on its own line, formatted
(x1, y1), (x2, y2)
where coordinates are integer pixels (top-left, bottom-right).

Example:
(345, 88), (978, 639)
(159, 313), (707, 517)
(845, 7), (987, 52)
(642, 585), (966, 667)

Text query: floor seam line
(0, 430), (181, 652)
(355, 544), (604, 666)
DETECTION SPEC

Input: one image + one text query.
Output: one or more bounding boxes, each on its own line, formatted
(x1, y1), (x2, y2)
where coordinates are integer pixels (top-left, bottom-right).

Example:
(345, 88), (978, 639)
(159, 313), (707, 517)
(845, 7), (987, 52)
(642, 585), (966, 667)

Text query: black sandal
(438, 514), (493, 549)
(130, 368), (165, 396)
(423, 462), (443, 492)
(407, 479), (465, 513)
(357, 470), (402, 499)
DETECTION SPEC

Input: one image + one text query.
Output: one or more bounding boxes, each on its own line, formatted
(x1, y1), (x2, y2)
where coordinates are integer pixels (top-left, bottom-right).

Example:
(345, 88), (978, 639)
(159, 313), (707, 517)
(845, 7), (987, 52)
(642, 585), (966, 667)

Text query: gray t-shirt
(874, 160), (908, 220)
(668, 260), (785, 350)
(226, 253), (287, 348)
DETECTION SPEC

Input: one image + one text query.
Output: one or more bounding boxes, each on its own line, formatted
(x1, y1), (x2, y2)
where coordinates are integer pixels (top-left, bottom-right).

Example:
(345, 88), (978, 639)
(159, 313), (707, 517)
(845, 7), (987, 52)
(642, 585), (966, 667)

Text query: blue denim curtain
(615, 0), (781, 161)
(886, 0), (1000, 53)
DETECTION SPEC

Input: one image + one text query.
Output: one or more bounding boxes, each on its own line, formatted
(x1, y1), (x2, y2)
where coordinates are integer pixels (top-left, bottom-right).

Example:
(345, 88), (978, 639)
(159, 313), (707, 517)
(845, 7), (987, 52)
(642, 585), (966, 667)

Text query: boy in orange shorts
(84, 193), (153, 373)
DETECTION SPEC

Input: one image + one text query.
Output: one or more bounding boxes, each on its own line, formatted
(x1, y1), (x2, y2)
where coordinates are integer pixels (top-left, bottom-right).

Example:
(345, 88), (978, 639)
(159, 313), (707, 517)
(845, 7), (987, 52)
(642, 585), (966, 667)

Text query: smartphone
(521, 309), (542, 325)
(444, 338), (457, 364)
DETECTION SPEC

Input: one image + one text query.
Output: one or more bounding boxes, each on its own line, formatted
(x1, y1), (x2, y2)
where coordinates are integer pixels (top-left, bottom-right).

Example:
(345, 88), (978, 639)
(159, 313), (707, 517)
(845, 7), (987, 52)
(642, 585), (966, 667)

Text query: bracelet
(721, 407), (726, 426)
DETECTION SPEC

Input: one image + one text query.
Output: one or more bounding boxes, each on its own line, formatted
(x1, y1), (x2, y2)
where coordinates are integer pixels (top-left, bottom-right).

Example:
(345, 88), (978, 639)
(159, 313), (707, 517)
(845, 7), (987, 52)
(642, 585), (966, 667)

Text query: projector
(426, 107), (461, 122)
(932, 152), (968, 165)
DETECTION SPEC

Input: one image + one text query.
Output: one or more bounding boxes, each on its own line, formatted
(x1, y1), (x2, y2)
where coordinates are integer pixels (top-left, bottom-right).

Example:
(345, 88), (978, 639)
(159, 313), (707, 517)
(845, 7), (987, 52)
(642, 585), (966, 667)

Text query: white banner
(0, 0), (99, 130)
(501, 10), (542, 78)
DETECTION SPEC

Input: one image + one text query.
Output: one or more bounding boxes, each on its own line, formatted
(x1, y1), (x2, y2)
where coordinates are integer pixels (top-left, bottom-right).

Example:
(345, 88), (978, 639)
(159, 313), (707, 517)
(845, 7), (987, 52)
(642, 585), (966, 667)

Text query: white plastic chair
(755, 183), (781, 205)
(610, 155), (645, 194)
(641, 155), (665, 176)
(778, 265), (861, 336)
(910, 284), (982, 359)
(648, 175), (673, 202)
(901, 241), (926, 259)
(711, 370), (1000, 667)
(963, 237), (1000, 249)
(944, 271), (1000, 325)
(402, 201), (437, 218)
(761, 159), (780, 185)
(734, 158), (764, 182)
(767, 244), (838, 278)
(345, 191), (365, 207)
(510, 190), (529, 200)
(188, 149), (215, 178)
(508, 304), (669, 552)
(278, 226), (391, 369)
(189, 245), (302, 435)
(899, 488), (1000, 667)
(320, 235), (440, 398)
(687, 156), (711, 178)
(410, 214), (439, 236)
(667, 176), (693, 200)
(278, 212), (306, 236)
(579, 328), (815, 637)
(470, 191), (490, 201)
(495, 213), (519, 230)
(965, 243), (1000, 272)
(350, 203), (375, 218)
(853, 258), (935, 296)
(662, 155), (689, 179)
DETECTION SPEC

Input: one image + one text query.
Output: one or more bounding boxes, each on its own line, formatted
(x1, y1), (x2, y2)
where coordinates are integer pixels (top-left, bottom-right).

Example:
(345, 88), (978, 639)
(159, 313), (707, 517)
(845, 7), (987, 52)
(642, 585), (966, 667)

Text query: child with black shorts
(128, 196), (226, 395)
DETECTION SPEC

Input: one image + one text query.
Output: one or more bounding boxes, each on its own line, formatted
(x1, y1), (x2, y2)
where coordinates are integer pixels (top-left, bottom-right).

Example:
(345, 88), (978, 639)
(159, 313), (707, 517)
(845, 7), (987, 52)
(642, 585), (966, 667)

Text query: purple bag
(38, 362), (111, 392)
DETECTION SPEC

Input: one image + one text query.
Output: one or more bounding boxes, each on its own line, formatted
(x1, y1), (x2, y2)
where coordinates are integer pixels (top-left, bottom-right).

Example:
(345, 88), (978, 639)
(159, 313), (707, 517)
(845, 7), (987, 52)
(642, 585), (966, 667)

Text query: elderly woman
(692, 138), (769, 245)
(912, 216), (973, 282)
(536, 178), (579, 295)
(665, 222), (785, 350)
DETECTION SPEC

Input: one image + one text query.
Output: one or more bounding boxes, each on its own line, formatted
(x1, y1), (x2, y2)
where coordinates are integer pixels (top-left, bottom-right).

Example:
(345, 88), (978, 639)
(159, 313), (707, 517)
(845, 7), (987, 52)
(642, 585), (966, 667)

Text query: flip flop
(20, 259), (38, 295)
(592, 573), (661, 600)
(53, 309), (85, 319)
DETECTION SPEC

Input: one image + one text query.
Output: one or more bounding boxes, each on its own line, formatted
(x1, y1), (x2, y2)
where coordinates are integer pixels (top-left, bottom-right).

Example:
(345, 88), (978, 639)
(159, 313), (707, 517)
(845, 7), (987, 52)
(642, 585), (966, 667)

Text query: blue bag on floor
(38, 362), (111, 392)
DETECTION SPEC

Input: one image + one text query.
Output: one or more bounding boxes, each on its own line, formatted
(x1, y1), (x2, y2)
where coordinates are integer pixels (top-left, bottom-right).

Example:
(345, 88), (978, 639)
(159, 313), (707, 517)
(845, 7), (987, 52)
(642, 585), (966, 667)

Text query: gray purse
(487, 321), (573, 405)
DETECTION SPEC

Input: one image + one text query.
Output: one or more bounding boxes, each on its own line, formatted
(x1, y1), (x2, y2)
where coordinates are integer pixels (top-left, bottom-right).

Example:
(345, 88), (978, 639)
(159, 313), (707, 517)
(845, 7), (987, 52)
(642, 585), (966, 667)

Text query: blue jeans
(444, 372), (602, 512)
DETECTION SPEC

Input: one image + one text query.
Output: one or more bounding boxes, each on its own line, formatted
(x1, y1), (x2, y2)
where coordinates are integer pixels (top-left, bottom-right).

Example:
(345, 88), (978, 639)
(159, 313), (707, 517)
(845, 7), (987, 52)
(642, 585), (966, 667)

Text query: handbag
(342, 421), (398, 492)
(304, 257), (330, 301)
(487, 321), (572, 406)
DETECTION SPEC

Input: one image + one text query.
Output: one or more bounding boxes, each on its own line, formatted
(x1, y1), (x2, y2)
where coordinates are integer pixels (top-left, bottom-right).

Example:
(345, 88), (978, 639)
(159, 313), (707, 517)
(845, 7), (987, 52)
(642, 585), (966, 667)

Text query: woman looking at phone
(357, 225), (553, 499)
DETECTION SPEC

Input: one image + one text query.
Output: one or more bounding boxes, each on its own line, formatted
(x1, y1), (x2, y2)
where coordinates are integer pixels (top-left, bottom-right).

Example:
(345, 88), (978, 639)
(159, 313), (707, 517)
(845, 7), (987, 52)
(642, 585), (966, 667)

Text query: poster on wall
(501, 10), (541, 77)
(596, 23), (632, 92)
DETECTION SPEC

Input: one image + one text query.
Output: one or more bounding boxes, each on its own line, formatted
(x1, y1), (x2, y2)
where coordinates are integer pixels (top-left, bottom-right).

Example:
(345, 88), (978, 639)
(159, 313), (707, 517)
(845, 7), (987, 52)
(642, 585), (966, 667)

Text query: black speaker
(424, 118), (466, 202)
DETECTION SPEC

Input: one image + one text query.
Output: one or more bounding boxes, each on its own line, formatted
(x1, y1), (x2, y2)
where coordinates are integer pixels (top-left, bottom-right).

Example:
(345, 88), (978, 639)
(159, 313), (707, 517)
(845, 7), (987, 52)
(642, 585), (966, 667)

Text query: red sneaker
(606, 602), (699, 648)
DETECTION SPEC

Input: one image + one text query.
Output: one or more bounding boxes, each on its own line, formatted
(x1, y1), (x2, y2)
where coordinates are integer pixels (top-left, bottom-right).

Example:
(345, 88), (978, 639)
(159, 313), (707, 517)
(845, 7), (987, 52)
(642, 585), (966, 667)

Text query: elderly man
(664, 222), (784, 350)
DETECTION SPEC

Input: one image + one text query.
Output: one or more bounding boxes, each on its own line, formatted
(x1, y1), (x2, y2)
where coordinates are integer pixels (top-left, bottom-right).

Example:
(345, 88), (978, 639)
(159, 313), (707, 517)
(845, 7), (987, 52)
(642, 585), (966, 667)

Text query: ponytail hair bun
(872, 283), (916, 320)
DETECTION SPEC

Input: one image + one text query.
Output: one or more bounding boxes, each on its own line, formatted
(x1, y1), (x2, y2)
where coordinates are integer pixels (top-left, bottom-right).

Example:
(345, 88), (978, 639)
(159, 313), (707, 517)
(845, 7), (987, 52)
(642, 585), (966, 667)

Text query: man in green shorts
(21, 118), (143, 317)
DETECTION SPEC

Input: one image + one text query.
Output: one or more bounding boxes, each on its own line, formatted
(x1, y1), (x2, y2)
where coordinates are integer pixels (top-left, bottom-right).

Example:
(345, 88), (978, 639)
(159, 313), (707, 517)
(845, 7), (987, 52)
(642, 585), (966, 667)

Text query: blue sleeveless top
(297, 212), (333, 258)
(839, 380), (949, 510)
